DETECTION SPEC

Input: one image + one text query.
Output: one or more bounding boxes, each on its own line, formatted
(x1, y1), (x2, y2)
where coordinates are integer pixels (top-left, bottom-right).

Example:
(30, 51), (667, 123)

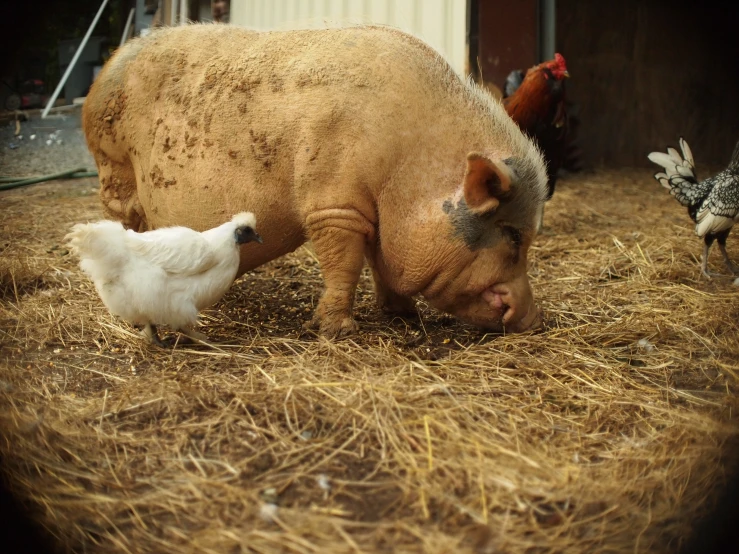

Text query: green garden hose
(0, 168), (98, 191)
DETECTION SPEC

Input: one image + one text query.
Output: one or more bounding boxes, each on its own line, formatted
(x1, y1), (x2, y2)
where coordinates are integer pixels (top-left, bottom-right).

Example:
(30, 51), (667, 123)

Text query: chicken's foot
(701, 241), (737, 278)
(718, 242), (738, 275)
(140, 323), (167, 347)
(179, 327), (210, 345)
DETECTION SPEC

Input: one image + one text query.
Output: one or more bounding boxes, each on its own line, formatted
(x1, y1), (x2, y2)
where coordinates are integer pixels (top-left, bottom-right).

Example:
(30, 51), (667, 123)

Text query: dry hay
(0, 169), (738, 553)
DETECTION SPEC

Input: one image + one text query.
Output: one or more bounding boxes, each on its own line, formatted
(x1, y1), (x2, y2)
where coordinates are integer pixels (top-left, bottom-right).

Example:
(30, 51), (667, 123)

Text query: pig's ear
(463, 153), (512, 215)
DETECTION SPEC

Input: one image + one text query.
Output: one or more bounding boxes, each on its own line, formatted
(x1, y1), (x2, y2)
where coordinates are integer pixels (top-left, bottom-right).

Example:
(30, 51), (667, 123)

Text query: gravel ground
(0, 105), (96, 178)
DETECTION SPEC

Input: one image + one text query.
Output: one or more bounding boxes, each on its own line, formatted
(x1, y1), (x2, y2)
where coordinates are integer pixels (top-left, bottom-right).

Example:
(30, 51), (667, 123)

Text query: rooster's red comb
(545, 53), (569, 79)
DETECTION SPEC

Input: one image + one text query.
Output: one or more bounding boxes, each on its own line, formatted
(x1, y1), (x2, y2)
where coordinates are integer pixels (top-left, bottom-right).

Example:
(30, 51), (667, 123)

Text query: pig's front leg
(304, 209), (375, 337)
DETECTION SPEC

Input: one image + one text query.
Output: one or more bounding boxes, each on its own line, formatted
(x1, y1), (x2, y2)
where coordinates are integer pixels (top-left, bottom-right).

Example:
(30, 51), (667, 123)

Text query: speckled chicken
(648, 138), (739, 277)
(66, 212), (263, 346)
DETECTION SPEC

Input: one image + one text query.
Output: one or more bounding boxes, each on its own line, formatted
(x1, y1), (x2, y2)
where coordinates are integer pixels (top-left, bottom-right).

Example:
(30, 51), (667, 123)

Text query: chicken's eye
(503, 226), (522, 247)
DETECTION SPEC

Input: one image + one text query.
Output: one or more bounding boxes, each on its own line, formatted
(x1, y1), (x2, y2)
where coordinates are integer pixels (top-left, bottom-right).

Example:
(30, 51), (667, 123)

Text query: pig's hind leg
(304, 209), (374, 337)
(96, 156), (148, 232)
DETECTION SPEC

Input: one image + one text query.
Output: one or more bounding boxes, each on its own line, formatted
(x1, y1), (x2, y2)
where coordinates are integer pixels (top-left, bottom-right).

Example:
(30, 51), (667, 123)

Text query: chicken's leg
(718, 243), (737, 275)
(700, 235), (727, 278)
(717, 233), (737, 275)
(179, 327), (210, 344)
(140, 323), (167, 347)
(140, 325), (209, 348)
(700, 242), (720, 279)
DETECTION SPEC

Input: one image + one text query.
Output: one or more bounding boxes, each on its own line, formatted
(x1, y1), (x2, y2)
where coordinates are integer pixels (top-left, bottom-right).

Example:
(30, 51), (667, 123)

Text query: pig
(82, 24), (548, 337)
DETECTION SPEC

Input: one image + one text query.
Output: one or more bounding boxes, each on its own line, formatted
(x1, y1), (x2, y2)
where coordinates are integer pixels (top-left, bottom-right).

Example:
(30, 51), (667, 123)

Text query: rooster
(502, 53), (570, 229)
(66, 212), (263, 346)
(648, 138), (739, 278)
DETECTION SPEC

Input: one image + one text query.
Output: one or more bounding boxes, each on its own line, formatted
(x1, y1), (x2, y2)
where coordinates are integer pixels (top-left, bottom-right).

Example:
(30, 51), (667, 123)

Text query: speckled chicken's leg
(700, 242), (716, 279)
(717, 233), (737, 275)
(700, 235), (727, 279)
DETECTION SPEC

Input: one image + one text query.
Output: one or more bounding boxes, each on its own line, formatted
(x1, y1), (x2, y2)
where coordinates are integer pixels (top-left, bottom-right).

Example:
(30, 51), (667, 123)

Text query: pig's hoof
(320, 317), (358, 338)
(302, 317), (320, 331)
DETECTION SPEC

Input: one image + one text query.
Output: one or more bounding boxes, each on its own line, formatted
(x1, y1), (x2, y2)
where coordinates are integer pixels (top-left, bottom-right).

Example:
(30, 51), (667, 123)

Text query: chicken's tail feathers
(65, 220), (126, 259)
(652, 171), (672, 191)
(678, 137), (695, 169)
(64, 223), (95, 255)
(648, 140), (699, 195)
(646, 151), (696, 180)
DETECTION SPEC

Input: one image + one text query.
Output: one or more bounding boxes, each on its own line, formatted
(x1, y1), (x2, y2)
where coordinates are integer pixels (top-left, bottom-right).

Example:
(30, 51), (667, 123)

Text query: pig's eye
(503, 226), (522, 247)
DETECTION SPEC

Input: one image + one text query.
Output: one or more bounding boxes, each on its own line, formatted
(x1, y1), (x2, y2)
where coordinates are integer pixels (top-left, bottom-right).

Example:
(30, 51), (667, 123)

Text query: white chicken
(66, 212), (262, 346)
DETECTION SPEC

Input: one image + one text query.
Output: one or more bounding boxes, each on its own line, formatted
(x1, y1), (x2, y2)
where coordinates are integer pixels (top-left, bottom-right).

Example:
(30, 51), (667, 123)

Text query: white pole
(42, 0), (111, 119)
(170, 0), (177, 26)
(179, 0), (187, 25)
(120, 7), (136, 47)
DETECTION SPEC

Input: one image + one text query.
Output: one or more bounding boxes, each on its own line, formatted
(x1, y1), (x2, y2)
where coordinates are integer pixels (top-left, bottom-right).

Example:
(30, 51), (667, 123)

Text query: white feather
(695, 210), (736, 237)
(66, 213), (258, 331)
(666, 147), (681, 163)
(123, 227), (218, 277)
(231, 211), (256, 228)
(652, 171), (670, 189)
(679, 137), (694, 167)
(647, 145), (696, 181)
(676, 164), (694, 178)
(647, 152), (677, 171)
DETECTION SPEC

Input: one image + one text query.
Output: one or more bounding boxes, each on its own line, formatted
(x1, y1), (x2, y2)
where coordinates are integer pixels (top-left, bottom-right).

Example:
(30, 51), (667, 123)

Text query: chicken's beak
(563, 70), (570, 79)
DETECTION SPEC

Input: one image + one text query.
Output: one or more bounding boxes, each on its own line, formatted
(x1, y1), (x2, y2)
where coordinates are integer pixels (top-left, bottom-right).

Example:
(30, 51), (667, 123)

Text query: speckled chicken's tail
(648, 137), (697, 187)
(647, 137), (701, 208)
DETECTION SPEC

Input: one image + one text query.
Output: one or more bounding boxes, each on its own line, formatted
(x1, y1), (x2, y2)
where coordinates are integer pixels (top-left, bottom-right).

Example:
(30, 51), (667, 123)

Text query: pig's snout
(509, 300), (542, 332)
(482, 282), (542, 333)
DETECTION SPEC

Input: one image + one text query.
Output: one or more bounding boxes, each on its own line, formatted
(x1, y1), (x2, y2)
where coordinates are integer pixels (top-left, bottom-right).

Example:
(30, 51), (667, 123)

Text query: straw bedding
(0, 169), (737, 553)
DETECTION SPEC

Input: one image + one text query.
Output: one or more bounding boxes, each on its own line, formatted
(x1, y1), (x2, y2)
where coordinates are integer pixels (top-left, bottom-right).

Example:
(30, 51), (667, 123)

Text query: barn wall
(474, 0), (538, 90)
(229, 0), (468, 76)
(558, 0), (739, 167)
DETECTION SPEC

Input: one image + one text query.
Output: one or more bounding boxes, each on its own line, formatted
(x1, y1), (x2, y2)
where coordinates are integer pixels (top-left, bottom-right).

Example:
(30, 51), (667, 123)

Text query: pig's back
(95, 24), (460, 130)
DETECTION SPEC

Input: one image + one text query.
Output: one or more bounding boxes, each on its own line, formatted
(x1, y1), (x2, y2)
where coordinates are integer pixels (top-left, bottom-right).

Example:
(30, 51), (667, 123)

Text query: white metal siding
(230, 0), (468, 76)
